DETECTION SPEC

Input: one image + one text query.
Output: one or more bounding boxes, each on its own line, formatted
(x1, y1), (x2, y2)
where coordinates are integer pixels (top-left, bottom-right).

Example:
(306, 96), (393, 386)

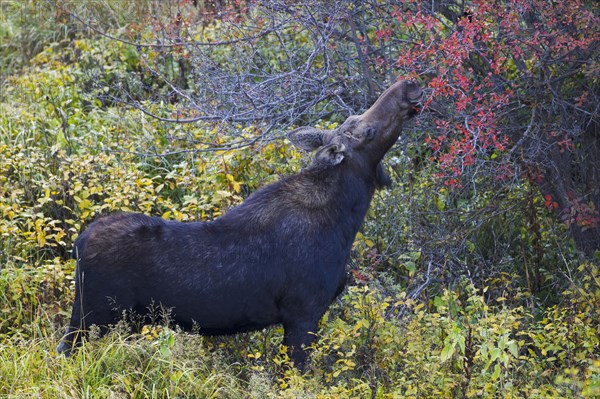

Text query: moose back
(57, 80), (422, 367)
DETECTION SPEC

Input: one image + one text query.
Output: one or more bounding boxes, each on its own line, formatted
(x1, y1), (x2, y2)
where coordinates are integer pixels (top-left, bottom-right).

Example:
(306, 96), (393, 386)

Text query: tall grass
(0, 321), (263, 398)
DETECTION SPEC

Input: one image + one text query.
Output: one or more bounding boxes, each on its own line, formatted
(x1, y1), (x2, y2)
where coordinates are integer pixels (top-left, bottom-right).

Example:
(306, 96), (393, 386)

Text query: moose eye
(364, 127), (376, 140)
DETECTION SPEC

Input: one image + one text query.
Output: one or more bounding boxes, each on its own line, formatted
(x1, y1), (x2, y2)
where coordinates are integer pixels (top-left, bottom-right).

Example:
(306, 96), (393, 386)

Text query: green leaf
(160, 345), (172, 357)
(508, 341), (519, 358)
(491, 364), (501, 381)
(404, 261), (416, 276)
(440, 342), (454, 363)
(167, 333), (175, 347)
(490, 347), (501, 362)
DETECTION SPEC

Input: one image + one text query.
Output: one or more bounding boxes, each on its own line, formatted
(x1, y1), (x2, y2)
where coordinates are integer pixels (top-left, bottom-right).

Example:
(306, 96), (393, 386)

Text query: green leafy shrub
(306, 275), (599, 398)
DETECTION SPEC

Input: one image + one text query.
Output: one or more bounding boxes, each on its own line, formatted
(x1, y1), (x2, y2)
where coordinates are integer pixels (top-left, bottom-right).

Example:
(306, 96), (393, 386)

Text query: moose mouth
(408, 105), (421, 118)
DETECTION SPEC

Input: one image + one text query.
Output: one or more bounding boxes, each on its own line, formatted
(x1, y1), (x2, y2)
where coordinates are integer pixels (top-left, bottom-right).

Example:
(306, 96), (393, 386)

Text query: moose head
(288, 80), (422, 187)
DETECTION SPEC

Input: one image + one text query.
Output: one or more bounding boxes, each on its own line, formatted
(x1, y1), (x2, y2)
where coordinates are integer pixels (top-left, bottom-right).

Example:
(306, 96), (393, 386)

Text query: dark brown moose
(57, 80), (422, 367)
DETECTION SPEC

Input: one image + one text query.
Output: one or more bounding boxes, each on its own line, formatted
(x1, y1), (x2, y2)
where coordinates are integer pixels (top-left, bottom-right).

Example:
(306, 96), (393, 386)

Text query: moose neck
(220, 164), (376, 247)
(359, 82), (416, 164)
(304, 164), (377, 246)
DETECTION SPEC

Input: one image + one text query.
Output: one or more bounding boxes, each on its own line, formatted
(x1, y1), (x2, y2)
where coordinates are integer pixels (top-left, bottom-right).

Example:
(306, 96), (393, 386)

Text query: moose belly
(126, 266), (283, 334)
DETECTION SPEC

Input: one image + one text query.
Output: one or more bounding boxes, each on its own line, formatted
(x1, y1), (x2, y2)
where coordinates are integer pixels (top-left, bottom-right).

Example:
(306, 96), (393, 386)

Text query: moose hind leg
(57, 290), (85, 356)
(56, 291), (116, 356)
(56, 325), (83, 356)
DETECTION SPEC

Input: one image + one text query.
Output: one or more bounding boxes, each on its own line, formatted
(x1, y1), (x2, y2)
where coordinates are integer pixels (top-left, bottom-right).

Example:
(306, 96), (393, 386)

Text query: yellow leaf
(79, 199), (92, 210)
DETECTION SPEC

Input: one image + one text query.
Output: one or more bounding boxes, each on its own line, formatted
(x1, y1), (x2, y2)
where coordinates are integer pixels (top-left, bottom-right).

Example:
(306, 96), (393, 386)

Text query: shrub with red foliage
(394, 0), (599, 255)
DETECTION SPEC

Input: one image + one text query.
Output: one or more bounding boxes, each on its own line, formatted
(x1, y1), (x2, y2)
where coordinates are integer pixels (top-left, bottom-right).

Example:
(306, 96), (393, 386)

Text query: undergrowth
(0, 6), (598, 399)
(0, 280), (598, 398)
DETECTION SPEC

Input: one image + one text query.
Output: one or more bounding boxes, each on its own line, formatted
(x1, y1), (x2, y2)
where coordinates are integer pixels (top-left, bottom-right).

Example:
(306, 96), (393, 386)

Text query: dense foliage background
(0, 0), (598, 397)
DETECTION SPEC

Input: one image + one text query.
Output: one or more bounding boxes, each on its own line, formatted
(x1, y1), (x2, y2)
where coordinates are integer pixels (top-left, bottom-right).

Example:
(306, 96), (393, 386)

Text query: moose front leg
(282, 320), (319, 370)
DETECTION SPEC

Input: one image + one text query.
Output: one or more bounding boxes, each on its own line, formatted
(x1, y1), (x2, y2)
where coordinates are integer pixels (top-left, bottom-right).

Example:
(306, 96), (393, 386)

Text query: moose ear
(287, 127), (326, 151)
(314, 143), (345, 166)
